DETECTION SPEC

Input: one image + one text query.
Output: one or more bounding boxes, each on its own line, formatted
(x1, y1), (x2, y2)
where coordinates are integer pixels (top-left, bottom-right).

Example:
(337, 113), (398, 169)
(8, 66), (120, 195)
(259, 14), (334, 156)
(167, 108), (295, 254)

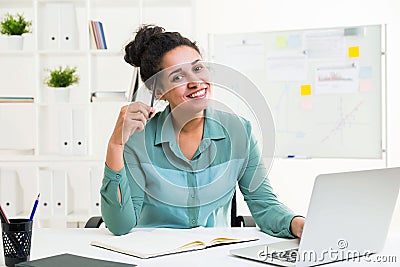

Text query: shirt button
(116, 174), (121, 178)
(191, 195), (195, 198)
(191, 219), (196, 224)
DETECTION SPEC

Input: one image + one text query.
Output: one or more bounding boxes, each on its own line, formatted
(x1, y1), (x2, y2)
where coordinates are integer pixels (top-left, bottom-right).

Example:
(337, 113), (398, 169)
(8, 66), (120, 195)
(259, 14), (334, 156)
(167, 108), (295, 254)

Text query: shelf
(90, 49), (123, 56)
(0, 50), (35, 56)
(38, 50), (88, 56)
(0, 154), (104, 163)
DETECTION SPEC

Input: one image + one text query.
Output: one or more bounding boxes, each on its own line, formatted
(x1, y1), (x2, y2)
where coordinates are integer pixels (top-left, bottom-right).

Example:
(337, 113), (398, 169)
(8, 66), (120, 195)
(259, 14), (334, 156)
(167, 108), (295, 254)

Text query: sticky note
(359, 66), (372, 79)
(301, 98), (313, 110)
(287, 35), (301, 48)
(276, 36), (287, 48)
(300, 84), (312, 96)
(348, 46), (360, 58)
(359, 79), (374, 92)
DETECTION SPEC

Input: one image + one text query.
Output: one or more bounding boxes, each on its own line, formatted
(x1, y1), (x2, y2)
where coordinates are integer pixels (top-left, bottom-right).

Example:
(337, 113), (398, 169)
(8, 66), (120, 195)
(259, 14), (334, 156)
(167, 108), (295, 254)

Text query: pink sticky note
(359, 79), (373, 92)
(301, 97), (313, 110)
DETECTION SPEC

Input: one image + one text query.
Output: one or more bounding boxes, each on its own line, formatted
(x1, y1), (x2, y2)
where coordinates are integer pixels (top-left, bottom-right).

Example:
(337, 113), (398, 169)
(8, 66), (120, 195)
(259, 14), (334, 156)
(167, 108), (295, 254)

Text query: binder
(0, 169), (23, 217)
(58, 109), (73, 155)
(59, 2), (78, 50)
(89, 167), (103, 214)
(52, 170), (73, 216)
(40, 2), (78, 50)
(38, 169), (53, 218)
(40, 3), (59, 50)
(72, 108), (88, 155)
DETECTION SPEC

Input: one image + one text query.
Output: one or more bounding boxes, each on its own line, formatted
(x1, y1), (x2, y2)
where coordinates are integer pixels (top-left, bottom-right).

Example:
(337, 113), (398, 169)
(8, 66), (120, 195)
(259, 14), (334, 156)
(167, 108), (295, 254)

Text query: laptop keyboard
(270, 248), (299, 263)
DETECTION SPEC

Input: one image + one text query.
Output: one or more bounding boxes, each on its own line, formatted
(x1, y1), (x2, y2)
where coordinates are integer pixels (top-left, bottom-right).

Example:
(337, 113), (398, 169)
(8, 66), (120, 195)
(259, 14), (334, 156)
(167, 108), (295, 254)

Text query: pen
(29, 193), (40, 221)
(0, 204), (10, 224)
(148, 77), (157, 118)
(286, 155), (310, 159)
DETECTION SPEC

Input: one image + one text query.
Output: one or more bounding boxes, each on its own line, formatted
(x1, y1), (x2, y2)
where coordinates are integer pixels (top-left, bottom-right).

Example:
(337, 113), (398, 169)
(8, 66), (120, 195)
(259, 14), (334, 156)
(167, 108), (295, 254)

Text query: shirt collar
(154, 106), (227, 145)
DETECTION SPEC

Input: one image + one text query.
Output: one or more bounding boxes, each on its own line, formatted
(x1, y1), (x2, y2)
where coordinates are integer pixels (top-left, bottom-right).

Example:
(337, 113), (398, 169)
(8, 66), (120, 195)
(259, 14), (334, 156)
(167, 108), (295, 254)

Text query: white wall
(194, 0), (400, 226)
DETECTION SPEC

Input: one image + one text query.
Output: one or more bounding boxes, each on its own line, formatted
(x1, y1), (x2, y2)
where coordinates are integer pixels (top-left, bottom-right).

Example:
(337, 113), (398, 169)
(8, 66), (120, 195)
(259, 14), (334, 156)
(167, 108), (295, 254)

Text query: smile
(187, 88), (207, 99)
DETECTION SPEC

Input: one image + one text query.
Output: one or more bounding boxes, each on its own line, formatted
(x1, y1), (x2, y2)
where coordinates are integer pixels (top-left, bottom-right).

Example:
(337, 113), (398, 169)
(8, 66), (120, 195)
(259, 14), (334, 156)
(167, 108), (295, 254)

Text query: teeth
(188, 89), (206, 98)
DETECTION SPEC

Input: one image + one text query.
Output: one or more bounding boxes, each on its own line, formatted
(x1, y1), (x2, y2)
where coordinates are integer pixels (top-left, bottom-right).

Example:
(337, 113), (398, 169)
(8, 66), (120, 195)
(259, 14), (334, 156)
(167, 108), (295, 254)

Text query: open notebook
(90, 228), (259, 259)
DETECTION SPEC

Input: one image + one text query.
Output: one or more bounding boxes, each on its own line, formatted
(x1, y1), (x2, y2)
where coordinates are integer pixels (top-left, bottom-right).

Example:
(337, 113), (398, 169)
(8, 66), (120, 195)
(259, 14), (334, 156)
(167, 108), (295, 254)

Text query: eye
(172, 74), (184, 82)
(193, 64), (204, 72)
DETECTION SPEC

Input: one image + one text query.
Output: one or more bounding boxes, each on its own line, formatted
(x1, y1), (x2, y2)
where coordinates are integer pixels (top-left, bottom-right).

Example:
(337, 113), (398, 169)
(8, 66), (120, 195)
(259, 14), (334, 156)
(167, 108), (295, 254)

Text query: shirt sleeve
(237, 121), (298, 238)
(100, 161), (145, 236)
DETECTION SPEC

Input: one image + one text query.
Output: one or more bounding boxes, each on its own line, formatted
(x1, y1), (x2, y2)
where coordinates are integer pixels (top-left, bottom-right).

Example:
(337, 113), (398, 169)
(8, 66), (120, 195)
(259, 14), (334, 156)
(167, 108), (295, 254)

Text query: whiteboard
(211, 25), (384, 158)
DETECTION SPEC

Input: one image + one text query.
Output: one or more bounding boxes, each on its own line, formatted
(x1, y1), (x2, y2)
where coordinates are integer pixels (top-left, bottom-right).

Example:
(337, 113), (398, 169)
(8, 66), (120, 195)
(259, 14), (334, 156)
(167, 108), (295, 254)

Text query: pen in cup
(0, 204), (10, 224)
(29, 193), (40, 221)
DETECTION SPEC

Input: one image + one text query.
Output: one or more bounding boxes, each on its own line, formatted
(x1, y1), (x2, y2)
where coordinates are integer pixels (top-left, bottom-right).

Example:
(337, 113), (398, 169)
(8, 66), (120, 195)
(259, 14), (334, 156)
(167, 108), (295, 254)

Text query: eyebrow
(167, 59), (202, 78)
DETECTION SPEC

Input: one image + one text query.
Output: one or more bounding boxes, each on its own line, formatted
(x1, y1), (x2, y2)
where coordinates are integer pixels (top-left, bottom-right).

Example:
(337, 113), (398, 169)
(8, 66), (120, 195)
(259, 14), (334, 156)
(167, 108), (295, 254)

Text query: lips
(187, 88), (207, 99)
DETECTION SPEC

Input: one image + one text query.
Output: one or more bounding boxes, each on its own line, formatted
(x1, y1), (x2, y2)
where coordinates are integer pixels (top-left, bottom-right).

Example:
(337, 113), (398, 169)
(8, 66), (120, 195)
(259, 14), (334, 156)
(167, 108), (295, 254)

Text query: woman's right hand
(109, 102), (155, 147)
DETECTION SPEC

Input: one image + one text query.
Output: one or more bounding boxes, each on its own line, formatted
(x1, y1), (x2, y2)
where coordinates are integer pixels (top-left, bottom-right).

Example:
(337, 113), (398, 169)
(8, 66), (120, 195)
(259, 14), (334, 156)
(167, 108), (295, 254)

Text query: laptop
(230, 167), (400, 266)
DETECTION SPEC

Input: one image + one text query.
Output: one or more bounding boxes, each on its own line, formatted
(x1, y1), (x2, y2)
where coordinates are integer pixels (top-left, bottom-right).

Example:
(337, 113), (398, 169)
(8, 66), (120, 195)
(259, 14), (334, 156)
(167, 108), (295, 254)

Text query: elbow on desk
(101, 206), (136, 236)
(104, 216), (135, 236)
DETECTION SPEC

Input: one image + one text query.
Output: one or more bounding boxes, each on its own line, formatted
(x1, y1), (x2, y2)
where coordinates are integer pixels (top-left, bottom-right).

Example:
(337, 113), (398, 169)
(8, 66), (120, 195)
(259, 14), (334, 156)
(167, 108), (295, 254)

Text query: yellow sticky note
(300, 84), (312, 96)
(276, 36), (287, 48)
(348, 46), (360, 58)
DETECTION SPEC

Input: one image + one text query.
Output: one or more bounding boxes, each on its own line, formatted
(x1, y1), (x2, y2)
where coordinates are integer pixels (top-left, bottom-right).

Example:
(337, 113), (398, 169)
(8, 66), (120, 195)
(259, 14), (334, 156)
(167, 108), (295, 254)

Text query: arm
(100, 102), (154, 235)
(238, 122), (300, 238)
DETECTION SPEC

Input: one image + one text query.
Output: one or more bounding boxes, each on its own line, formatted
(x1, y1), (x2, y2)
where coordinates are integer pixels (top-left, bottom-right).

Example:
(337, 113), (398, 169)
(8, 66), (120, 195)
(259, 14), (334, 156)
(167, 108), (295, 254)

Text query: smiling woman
(100, 24), (305, 238)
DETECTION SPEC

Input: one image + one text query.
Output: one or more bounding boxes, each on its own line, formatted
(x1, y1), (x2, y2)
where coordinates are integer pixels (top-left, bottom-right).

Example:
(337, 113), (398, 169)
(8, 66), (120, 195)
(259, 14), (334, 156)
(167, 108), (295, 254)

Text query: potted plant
(0, 13), (32, 50)
(44, 66), (79, 103)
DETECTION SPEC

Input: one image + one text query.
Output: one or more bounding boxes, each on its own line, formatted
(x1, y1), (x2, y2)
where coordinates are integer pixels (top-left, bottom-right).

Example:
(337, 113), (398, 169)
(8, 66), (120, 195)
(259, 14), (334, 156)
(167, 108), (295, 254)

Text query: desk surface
(1, 227), (399, 267)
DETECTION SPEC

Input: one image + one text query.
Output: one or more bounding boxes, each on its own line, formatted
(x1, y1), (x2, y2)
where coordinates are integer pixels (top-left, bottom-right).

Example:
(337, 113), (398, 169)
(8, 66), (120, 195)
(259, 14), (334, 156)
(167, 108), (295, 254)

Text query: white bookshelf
(0, 0), (196, 227)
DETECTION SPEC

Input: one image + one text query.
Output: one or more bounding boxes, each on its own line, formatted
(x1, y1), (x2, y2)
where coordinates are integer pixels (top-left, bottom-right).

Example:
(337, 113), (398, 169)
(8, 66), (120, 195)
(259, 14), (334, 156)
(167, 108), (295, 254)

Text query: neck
(171, 108), (205, 134)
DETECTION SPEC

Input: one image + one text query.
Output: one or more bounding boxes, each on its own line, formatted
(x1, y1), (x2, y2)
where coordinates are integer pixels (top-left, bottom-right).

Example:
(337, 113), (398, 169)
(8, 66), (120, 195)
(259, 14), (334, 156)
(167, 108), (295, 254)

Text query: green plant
(0, 13), (32, 35)
(44, 66), (80, 88)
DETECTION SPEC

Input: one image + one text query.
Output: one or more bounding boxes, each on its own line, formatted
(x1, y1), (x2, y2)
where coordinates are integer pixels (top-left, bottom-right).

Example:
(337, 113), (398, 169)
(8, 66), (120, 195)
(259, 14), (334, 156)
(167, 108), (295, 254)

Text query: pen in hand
(29, 193), (40, 221)
(148, 77), (157, 118)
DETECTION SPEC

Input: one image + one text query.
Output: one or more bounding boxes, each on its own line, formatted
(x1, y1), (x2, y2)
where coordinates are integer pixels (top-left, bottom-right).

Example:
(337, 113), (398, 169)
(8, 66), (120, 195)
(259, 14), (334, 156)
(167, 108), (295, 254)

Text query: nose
(188, 80), (203, 89)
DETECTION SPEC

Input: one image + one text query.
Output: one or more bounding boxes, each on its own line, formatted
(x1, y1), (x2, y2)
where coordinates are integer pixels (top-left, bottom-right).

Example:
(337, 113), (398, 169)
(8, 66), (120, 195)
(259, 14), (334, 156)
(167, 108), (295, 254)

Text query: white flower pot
(47, 86), (72, 103)
(7, 35), (24, 50)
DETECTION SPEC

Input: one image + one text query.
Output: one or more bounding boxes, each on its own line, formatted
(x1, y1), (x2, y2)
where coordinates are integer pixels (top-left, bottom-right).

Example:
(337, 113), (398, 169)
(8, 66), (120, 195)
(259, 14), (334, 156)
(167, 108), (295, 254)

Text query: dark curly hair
(124, 25), (201, 85)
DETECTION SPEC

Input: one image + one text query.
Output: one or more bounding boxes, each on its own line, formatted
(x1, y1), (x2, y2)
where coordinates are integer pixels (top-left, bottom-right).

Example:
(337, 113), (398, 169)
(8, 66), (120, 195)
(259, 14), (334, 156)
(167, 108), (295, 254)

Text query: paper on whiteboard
(266, 51), (307, 81)
(223, 41), (264, 71)
(315, 65), (359, 94)
(304, 29), (345, 59)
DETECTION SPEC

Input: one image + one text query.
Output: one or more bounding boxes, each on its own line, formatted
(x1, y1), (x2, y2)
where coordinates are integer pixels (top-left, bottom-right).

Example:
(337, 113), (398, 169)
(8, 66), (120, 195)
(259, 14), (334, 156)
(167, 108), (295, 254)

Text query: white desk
(1, 227), (399, 267)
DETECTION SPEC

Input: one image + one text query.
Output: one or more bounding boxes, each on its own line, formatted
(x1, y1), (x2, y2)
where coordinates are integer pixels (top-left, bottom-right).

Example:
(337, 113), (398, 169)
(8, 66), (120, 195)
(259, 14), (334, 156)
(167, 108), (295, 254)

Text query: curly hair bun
(124, 25), (165, 67)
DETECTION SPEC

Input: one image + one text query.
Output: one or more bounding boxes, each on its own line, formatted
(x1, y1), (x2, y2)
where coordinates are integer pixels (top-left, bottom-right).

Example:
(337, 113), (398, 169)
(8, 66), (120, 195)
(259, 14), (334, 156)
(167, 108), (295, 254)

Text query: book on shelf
(90, 91), (127, 102)
(127, 67), (139, 102)
(90, 227), (259, 259)
(0, 97), (34, 103)
(91, 68), (139, 102)
(89, 20), (107, 49)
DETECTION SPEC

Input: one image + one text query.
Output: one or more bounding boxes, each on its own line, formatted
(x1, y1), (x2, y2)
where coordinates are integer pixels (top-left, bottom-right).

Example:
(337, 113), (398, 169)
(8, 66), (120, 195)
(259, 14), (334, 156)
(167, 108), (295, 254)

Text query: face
(158, 46), (211, 113)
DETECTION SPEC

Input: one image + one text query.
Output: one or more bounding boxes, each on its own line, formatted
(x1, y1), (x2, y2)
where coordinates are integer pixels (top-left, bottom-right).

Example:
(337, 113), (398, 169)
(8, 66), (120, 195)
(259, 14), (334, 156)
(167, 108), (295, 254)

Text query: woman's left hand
(290, 216), (305, 238)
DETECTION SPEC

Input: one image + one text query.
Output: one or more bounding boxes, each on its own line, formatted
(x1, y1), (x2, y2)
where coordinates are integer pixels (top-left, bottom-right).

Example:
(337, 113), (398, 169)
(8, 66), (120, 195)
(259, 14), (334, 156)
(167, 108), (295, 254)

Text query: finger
(131, 120), (145, 132)
(127, 102), (151, 113)
(127, 112), (147, 126)
(149, 107), (156, 119)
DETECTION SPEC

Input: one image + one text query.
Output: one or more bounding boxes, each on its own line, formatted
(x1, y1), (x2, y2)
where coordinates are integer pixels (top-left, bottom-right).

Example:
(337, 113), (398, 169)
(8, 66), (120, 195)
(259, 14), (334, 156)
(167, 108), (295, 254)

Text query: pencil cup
(1, 219), (33, 267)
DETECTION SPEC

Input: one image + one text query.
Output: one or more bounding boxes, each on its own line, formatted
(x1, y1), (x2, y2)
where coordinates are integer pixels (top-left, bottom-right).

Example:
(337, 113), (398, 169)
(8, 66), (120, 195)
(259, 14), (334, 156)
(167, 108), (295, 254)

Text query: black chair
(85, 192), (255, 228)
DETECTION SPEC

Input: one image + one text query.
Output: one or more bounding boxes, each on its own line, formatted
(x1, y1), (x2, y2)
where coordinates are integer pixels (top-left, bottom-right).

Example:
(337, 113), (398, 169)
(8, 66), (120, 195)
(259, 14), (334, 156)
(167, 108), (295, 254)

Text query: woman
(101, 25), (305, 237)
